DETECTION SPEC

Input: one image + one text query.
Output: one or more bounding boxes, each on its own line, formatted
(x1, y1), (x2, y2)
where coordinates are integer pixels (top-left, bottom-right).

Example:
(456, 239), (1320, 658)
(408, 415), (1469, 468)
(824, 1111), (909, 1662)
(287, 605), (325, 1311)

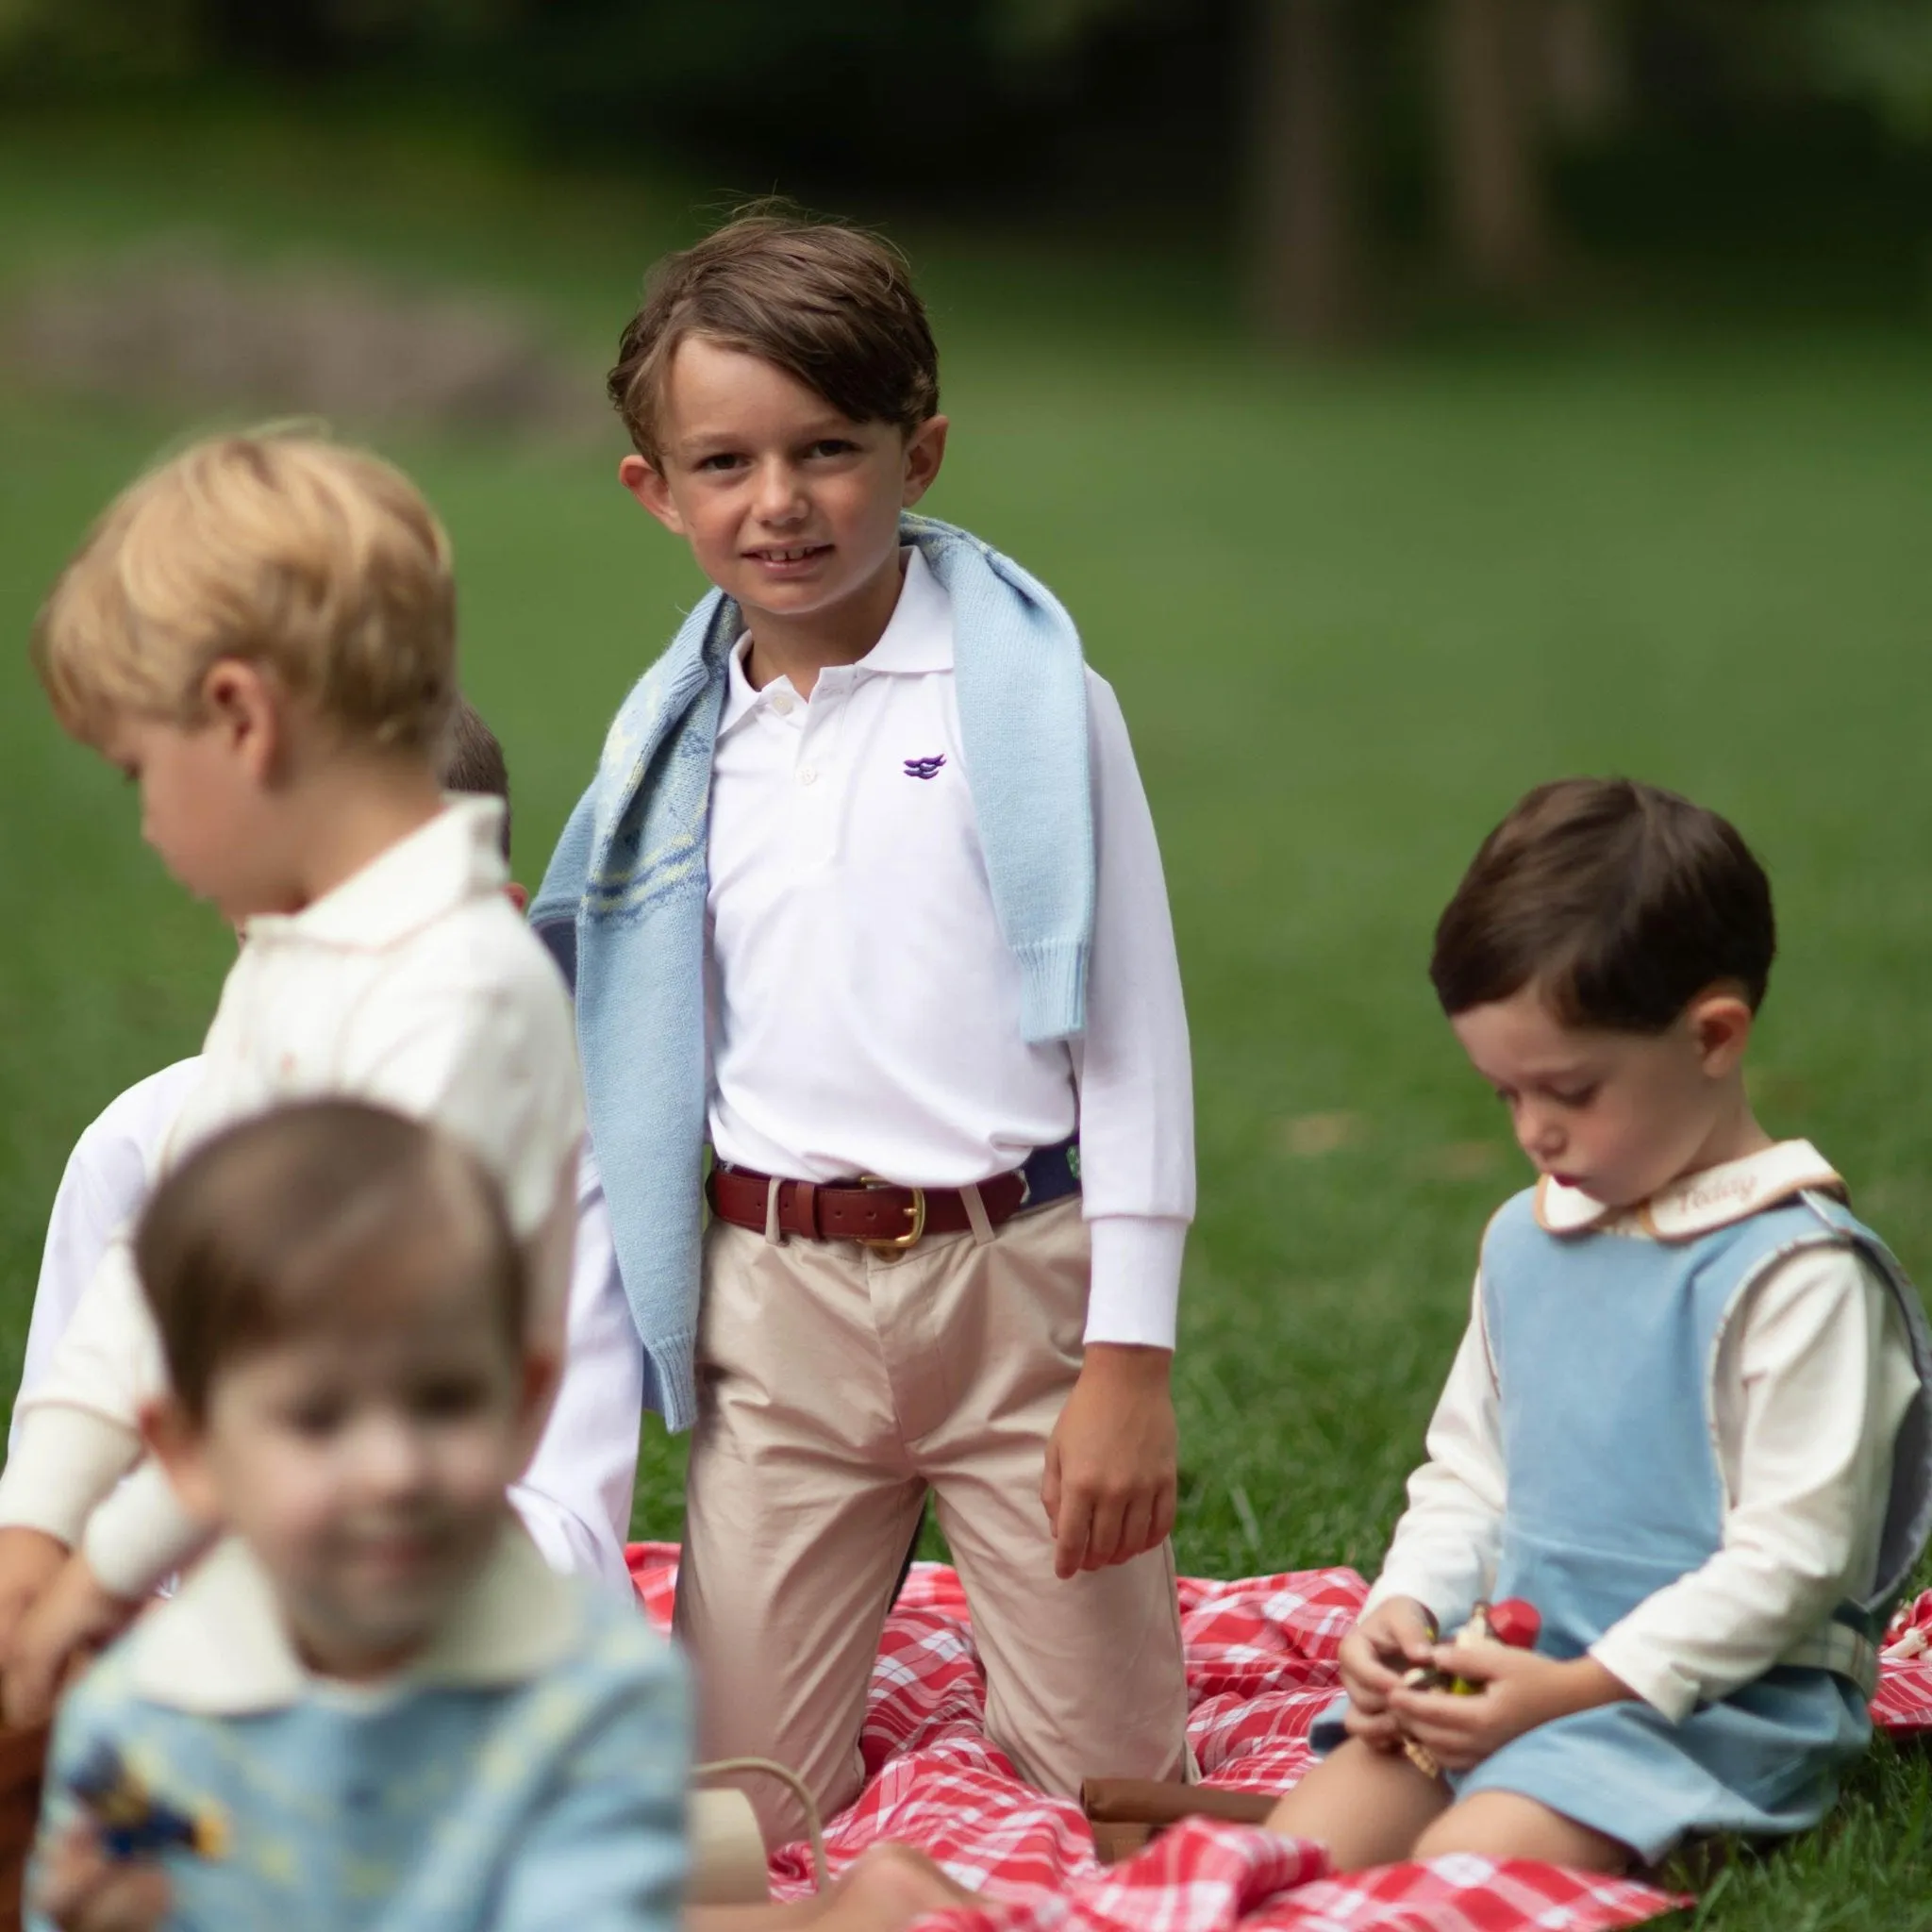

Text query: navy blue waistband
(1019, 1136), (1082, 1211)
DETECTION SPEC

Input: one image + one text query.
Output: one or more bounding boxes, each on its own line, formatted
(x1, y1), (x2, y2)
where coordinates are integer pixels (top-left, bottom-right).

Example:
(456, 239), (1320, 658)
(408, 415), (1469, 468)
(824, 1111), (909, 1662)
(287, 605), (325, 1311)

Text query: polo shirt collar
(242, 796), (508, 952)
(719, 546), (954, 737)
(1534, 1139), (1844, 1241)
(125, 1524), (581, 1714)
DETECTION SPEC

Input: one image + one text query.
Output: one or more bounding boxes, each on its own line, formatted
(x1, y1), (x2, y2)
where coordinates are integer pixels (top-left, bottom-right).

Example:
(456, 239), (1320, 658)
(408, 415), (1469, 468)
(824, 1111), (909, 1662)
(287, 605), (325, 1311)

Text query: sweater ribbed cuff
(0, 1407), (141, 1546)
(82, 1462), (212, 1602)
(1013, 940), (1091, 1045)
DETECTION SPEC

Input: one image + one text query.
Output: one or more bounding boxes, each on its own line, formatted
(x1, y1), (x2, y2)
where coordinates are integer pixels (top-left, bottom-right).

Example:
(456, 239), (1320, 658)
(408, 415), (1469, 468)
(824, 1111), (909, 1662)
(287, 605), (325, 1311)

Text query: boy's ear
(140, 1396), (223, 1527)
(199, 658), (283, 787)
(901, 415), (949, 508)
(503, 881), (529, 914)
(1688, 989), (1755, 1076)
(618, 455), (685, 537)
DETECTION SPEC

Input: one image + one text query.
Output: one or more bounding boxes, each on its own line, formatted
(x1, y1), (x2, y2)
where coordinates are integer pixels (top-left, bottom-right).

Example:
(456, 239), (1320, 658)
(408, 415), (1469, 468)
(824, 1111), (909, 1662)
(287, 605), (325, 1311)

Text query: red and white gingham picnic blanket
(628, 1543), (1932, 1932)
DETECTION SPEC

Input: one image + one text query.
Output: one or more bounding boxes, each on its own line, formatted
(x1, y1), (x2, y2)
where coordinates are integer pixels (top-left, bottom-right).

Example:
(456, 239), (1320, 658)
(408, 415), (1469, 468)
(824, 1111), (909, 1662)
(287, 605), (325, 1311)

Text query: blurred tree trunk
(1543, 0), (1626, 141)
(1249, 0), (1359, 349)
(1438, 0), (1549, 298)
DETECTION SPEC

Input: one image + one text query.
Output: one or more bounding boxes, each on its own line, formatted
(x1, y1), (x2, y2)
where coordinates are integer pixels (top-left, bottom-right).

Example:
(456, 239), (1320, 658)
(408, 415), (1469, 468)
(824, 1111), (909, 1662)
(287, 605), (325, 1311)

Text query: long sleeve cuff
(81, 1461), (212, 1601)
(1588, 1628), (1696, 1724)
(510, 1486), (634, 1601)
(1083, 1215), (1186, 1350)
(0, 1407), (140, 1545)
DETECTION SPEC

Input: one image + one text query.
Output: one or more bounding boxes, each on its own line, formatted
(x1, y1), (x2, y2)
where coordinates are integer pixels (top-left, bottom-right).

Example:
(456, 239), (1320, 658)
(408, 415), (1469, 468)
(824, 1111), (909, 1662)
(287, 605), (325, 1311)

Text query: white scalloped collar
(1534, 1139), (1844, 1241)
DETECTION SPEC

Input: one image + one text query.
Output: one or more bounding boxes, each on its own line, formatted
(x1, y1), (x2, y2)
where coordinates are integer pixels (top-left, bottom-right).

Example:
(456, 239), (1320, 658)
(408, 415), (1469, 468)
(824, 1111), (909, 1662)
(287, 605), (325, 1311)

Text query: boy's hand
(5, 1557), (140, 1726)
(1337, 1596), (1439, 1753)
(0, 1526), (72, 1656)
(1041, 1344), (1177, 1581)
(1388, 1645), (1631, 1773)
(33, 1821), (171, 1932)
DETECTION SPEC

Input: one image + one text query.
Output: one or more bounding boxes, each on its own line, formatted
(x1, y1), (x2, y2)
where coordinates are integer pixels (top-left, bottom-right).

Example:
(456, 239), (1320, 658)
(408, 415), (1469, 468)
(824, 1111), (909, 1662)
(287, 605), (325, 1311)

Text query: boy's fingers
(1114, 1494), (1155, 1565)
(1053, 1495), (1091, 1580)
(1149, 1483), (1177, 1551)
(1082, 1493), (1126, 1571)
(1040, 1445), (1063, 1534)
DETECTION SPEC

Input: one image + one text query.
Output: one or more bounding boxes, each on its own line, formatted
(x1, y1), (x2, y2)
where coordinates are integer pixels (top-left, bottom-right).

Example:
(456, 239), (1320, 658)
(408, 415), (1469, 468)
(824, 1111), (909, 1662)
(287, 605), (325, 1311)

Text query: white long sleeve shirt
(7, 1055), (641, 1596)
(704, 548), (1194, 1347)
(1366, 1142), (1921, 1723)
(0, 801), (596, 1596)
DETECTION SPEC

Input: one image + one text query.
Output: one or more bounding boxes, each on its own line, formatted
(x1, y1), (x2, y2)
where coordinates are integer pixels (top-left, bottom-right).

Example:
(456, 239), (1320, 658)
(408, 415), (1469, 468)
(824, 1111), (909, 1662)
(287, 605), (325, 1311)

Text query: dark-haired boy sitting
(1266, 777), (1932, 1874)
(532, 211), (1193, 1841)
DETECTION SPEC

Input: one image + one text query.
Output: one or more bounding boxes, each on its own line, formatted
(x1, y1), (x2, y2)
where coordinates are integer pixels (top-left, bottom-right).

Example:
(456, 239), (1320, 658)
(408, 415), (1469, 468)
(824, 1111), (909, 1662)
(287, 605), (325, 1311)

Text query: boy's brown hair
(135, 1101), (525, 1424)
(1430, 777), (1776, 1032)
(444, 695), (512, 861)
(608, 208), (940, 461)
(32, 430), (458, 758)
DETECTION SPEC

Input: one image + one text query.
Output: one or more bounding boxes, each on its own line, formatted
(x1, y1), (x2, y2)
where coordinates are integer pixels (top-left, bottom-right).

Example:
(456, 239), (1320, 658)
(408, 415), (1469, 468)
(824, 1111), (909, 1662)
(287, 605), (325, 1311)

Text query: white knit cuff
(0, 1407), (140, 1546)
(82, 1461), (212, 1602)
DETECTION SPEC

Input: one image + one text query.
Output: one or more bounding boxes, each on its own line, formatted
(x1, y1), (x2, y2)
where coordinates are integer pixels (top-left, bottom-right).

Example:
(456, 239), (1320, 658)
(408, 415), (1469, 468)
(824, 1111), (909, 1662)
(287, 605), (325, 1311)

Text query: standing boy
(0, 433), (586, 1715)
(533, 211), (1193, 1842)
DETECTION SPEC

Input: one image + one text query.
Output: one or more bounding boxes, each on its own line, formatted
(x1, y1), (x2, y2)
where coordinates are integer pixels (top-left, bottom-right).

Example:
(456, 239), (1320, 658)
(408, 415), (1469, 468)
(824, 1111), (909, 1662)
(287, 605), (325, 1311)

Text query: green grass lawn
(3, 116), (1931, 1930)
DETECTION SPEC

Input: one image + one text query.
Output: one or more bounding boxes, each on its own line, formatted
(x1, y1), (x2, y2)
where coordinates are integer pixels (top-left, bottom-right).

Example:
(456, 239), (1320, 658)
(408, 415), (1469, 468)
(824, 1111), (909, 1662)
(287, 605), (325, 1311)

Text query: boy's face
(1451, 982), (1753, 1210)
(155, 1246), (546, 1680)
(620, 335), (946, 640)
(99, 664), (295, 921)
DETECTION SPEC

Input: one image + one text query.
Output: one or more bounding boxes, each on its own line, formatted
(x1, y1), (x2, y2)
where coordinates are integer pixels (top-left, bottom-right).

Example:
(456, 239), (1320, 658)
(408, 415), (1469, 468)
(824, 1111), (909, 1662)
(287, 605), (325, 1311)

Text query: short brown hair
(32, 430), (458, 758)
(442, 696), (511, 861)
(608, 208), (940, 461)
(135, 1101), (525, 1423)
(1430, 778), (1776, 1031)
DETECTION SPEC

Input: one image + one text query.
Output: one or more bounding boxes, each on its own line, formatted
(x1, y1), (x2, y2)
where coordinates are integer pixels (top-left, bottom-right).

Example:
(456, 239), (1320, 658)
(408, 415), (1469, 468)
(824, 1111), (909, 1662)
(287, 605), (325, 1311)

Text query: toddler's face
(178, 1255), (538, 1680)
(622, 335), (945, 635)
(1451, 983), (1747, 1210)
(99, 706), (290, 923)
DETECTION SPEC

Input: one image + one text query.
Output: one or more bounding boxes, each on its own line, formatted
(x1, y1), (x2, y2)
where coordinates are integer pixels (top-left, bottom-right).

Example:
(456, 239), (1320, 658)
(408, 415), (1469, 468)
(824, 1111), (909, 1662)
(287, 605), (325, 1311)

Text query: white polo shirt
(0, 799), (591, 1595)
(704, 548), (1194, 1345)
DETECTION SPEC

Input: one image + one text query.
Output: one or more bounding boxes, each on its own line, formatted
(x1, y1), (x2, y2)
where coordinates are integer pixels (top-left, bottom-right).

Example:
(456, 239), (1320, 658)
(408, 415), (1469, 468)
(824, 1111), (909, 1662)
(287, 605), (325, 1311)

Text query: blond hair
(31, 431), (458, 757)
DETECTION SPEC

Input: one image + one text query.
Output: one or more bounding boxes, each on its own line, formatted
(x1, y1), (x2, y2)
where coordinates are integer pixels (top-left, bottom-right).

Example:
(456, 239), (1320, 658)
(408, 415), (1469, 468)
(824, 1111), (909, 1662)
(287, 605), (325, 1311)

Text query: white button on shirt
(704, 548), (1194, 1346)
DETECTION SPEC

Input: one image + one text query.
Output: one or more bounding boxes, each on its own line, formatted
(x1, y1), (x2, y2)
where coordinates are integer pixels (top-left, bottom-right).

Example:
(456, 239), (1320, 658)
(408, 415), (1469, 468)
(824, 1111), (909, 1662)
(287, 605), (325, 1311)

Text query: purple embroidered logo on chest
(903, 755), (946, 780)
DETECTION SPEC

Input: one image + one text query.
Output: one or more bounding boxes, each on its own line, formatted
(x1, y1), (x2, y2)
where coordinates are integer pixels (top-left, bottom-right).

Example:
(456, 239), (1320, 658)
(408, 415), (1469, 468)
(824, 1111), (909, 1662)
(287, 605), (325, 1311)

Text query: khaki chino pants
(675, 1196), (1189, 1846)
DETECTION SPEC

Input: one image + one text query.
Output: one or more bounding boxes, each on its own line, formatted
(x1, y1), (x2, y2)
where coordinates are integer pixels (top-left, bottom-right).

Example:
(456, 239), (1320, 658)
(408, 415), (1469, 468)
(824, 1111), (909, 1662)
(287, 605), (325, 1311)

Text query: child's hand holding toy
(1391, 1598), (1633, 1774)
(1336, 1596), (1441, 1752)
(32, 1821), (172, 1932)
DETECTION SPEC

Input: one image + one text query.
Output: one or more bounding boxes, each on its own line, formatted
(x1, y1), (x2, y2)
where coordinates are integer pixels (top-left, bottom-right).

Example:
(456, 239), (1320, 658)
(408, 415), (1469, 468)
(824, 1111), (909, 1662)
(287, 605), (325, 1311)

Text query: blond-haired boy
(0, 433), (585, 1717)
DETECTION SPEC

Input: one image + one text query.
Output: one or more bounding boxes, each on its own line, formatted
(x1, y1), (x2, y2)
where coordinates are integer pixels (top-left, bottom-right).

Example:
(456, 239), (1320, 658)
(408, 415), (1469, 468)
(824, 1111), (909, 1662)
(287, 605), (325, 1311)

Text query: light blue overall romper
(1324, 1186), (1932, 1863)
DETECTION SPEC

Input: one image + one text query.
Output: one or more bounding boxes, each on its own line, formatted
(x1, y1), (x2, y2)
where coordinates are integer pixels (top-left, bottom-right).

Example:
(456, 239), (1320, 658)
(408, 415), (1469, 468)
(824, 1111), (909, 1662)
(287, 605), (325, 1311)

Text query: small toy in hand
(1399, 1597), (1542, 1779)
(67, 1741), (226, 1861)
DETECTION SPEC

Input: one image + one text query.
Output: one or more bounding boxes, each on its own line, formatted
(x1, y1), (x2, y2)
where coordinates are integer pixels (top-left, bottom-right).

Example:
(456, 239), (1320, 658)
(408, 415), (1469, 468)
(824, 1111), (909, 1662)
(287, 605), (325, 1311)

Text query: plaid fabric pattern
(629, 1545), (1711, 1930)
(1875, 1589), (1932, 1733)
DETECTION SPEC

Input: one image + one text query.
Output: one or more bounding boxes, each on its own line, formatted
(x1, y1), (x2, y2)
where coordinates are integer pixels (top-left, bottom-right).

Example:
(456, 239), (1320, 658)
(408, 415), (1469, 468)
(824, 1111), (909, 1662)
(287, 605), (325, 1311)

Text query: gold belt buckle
(856, 1175), (926, 1251)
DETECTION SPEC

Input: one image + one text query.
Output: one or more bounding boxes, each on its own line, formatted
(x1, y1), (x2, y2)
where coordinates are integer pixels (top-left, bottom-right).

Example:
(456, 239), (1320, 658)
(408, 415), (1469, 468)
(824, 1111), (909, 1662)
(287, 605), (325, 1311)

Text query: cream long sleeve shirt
(705, 548), (1194, 1347)
(1364, 1142), (1922, 1724)
(7, 1055), (640, 1596)
(0, 800), (589, 1597)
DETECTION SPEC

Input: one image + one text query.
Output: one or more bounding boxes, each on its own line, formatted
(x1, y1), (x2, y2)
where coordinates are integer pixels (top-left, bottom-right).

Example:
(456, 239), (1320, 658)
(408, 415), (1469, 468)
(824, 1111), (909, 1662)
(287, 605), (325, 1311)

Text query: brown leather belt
(708, 1163), (1030, 1251)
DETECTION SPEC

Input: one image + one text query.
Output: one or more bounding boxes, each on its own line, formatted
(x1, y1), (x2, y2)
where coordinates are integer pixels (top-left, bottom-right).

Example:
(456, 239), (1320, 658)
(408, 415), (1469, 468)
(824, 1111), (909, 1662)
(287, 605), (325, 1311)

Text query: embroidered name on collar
(1537, 1141), (1845, 1241)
